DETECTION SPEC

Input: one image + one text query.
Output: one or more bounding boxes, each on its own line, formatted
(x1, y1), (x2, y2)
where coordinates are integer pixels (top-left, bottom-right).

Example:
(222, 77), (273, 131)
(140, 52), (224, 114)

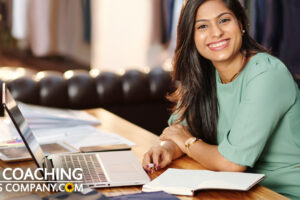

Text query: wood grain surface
(0, 108), (289, 200)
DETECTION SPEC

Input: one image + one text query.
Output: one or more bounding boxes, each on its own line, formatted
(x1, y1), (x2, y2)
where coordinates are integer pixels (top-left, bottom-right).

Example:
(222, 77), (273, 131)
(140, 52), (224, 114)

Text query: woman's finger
(142, 150), (153, 170)
(159, 150), (172, 169)
(151, 149), (162, 172)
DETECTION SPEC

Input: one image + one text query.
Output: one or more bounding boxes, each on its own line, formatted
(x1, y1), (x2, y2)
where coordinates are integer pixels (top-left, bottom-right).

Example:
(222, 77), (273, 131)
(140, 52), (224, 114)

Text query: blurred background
(0, 0), (299, 76)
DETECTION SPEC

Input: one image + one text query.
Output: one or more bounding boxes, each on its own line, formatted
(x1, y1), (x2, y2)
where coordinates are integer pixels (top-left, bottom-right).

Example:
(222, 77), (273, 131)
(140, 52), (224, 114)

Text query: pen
(148, 163), (154, 168)
(146, 163), (155, 174)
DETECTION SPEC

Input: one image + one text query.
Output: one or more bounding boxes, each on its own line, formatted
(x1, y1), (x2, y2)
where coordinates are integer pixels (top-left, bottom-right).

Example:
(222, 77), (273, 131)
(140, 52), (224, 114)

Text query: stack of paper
(18, 102), (100, 129)
(0, 103), (135, 151)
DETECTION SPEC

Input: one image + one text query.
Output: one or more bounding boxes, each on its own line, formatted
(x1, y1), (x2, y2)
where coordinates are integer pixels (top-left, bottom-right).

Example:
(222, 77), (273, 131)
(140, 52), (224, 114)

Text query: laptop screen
(2, 83), (45, 168)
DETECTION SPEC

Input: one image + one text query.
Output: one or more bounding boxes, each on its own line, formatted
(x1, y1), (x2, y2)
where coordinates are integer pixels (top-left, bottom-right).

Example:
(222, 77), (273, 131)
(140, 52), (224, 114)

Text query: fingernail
(150, 169), (153, 174)
(146, 165), (150, 169)
(156, 166), (160, 171)
(154, 163), (157, 167)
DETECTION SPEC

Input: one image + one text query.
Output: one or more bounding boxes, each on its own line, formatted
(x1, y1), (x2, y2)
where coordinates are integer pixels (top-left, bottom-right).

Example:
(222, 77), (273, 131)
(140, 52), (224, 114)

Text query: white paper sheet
(32, 125), (136, 148)
(18, 102), (100, 129)
(0, 119), (135, 149)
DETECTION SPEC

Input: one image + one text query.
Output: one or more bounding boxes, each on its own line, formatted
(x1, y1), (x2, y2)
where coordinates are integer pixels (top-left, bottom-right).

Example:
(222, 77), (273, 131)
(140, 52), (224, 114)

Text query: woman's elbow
(222, 162), (247, 172)
(231, 165), (247, 172)
(215, 157), (247, 172)
(216, 152), (247, 172)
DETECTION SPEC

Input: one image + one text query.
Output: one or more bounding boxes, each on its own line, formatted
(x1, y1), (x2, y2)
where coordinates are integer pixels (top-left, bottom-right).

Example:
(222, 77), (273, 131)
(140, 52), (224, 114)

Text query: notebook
(2, 83), (150, 188)
(142, 168), (265, 196)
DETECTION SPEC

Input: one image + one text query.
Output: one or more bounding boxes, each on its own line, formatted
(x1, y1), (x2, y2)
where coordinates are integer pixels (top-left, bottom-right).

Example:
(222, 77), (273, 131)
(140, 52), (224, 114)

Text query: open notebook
(142, 168), (265, 196)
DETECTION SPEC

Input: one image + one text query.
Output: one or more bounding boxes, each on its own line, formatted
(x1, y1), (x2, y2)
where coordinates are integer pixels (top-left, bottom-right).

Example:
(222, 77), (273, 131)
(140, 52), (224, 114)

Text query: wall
(91, 0), (162, 71)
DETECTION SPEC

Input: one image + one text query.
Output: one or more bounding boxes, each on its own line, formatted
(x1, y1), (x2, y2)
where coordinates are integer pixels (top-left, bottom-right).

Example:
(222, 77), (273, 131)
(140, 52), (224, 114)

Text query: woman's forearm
(161, 140), (184, 160)
(185, 140), (246, 172)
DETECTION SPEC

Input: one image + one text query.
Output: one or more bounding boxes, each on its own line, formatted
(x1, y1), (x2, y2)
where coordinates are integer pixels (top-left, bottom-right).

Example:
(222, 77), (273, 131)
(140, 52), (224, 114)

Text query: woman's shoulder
(244, 52), (292, 81)
(242, 52), (298, 102)
(240, 53), (298, 112)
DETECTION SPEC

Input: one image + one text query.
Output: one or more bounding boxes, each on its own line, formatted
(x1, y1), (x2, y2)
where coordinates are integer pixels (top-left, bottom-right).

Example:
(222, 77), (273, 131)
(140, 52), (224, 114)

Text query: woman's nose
(211, 24), (224, 38)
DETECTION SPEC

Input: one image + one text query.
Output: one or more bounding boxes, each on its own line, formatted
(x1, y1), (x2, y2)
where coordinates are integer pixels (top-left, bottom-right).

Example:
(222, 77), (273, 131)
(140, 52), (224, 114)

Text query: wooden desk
(0, 108), (289, 200)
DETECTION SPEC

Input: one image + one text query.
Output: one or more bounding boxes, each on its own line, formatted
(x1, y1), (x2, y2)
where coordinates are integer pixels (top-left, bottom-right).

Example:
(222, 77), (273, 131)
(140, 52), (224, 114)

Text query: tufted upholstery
(0, 67), (173, 135)
(2, 67), (297, 135)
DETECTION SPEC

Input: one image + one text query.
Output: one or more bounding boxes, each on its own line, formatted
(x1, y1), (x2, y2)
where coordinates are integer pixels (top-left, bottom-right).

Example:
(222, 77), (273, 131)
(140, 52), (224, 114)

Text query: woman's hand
(142, 140), (183, 173)
(160, 124), (193, 152)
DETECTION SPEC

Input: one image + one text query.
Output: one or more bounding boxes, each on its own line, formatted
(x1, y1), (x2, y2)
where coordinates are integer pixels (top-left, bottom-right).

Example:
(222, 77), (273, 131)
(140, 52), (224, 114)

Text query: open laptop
(1, 83), (150, 188)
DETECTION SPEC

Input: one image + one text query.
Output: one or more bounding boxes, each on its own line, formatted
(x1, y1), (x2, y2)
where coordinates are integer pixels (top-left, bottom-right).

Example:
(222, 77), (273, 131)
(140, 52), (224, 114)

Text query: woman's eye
(219, 18), (231, 24)
(197, 24), (208, 30)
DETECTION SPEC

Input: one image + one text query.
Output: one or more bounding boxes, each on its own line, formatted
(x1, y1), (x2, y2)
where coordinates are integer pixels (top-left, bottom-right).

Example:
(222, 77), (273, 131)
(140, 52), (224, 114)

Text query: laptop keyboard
(61, 154), (108, 183)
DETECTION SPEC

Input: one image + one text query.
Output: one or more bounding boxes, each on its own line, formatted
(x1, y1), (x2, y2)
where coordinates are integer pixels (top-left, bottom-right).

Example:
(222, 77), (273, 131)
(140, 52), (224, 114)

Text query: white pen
(147, 163), (155, 174)
(148, 163), (154, 168)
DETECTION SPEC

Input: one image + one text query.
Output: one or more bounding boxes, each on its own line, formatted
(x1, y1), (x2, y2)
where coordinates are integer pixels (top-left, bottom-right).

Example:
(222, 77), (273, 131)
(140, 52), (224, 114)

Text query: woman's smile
(207, 39), (230, 51)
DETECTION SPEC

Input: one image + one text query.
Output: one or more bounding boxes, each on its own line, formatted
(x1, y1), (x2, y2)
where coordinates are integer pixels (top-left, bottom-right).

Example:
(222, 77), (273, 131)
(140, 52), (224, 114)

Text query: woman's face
(194, 0), (243, 64)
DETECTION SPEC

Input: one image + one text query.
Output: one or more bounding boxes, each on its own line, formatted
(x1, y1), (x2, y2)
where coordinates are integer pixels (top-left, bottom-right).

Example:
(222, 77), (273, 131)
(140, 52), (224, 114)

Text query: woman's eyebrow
(195, 12), (232, 23)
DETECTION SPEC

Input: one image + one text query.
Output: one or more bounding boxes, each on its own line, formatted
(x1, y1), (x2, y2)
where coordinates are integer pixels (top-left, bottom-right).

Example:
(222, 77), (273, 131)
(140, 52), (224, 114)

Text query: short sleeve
(168, 112), (187, 126)
(218, 68), (297, 167)
(168, 114), (177, 126)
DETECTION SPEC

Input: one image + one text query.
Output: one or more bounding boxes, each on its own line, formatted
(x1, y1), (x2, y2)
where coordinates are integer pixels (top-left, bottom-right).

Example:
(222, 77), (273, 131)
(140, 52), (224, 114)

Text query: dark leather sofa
(0, 67), (173, 135)
(1, 67), (299, 136)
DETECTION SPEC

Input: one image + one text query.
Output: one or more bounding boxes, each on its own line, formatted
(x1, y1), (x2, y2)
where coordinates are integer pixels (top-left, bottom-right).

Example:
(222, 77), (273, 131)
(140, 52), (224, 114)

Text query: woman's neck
(212, 53), (246, 84)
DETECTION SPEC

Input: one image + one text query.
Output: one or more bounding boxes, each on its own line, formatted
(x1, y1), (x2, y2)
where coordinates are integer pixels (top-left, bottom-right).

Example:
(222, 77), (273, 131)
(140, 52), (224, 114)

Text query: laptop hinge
(43, 157), (56, 182)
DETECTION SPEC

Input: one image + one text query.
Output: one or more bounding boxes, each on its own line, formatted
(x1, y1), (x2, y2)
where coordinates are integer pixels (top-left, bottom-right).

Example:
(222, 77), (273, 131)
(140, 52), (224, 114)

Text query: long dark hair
(168, 0), (268, 145)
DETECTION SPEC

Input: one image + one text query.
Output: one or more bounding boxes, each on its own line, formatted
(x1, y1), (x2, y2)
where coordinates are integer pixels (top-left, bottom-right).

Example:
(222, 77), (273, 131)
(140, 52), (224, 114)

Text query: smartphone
(79, 144), (131, 153)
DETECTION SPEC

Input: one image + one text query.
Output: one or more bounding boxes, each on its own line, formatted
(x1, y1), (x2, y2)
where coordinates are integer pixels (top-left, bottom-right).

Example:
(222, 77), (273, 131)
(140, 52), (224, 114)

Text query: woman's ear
(239, 22), (245, 34)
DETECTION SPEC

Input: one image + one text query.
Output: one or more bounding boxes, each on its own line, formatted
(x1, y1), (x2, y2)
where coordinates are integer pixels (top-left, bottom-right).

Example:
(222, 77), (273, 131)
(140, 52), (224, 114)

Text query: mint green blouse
(168, 53), (300, 199)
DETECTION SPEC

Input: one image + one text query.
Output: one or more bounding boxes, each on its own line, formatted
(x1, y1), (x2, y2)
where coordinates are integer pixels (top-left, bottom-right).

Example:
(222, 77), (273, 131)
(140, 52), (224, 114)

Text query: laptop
(1, 83), (150, 188)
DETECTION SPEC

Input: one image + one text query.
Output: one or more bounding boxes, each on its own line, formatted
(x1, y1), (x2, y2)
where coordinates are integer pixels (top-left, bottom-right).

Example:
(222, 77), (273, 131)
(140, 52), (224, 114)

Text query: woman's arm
(160, 124), (246, 172)
(142, 139), (184, 172)
(184, 138), (246, 172)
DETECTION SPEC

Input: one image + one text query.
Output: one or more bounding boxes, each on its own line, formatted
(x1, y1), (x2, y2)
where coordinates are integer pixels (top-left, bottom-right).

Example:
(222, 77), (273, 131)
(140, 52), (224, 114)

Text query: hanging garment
(254, 0), (266, 44)
(260, 0), (282, 56)
(11, 0), (29, 39)
(2, 0), (13, 31)
(26, 0), (90, 64)
(279, 0), (300, 75)
(82, 0), (91, 43)
(166, 0), (184, 57)
(56, 0), (90, 65)
(161, 0), (175, 44)
(248, 0), (257, 38)
(27, 0), (56, 56)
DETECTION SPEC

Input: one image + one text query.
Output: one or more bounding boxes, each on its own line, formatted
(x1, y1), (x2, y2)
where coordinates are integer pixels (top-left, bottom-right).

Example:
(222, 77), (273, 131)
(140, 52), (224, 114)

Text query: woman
(142, 0), (300, 199)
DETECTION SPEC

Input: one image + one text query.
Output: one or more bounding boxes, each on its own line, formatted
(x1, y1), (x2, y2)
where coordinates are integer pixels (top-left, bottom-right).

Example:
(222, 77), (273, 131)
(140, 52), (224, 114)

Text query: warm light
(0, 67), (29, 81)
(12, 68), (26, 79)
(162, 58), (173, 71)
(116, 68), (125, 76)
(0, 70), (13, 81)
(142, 67), (150, 74)
(90, 69), (100, 78)
(64, 71), (74, 79)
(35, 72), (46, 81)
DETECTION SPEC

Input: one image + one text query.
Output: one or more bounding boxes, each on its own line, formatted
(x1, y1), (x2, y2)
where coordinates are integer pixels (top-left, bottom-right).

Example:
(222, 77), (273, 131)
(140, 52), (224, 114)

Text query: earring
(242, 29), (245, 34)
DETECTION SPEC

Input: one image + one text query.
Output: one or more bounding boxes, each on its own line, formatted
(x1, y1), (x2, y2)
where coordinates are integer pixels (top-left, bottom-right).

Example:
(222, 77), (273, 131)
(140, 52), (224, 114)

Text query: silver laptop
(2, 83), (150, 188)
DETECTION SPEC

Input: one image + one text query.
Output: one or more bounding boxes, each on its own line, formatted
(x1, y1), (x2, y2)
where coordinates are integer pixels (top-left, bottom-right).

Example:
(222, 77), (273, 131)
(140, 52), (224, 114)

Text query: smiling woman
(194, 5), (243, 68)
(142, 0), (300, 199)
